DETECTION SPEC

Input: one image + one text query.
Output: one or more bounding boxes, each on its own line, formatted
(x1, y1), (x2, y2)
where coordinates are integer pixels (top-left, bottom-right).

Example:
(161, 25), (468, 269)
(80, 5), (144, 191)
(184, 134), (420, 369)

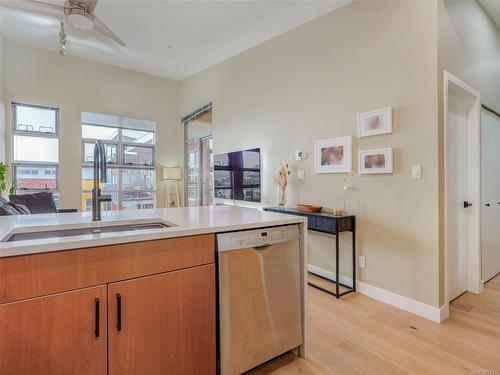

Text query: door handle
(95, 298), (100, 338)
(464, 201), (472, 208)
(116, 293), (122, 332)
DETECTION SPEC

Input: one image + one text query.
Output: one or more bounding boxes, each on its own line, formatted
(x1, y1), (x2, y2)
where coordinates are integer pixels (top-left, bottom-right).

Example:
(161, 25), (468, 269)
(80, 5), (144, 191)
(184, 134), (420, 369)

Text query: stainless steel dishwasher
(217, 224), (302, 375)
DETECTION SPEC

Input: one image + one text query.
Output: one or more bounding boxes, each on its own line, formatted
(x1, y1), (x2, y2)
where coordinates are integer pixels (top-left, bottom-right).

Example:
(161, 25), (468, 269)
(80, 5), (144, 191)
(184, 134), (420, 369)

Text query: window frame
(13, 163), (60, 191)
(81, 119), (156, 211)
(12, 101), (59, 136)
(11, 102), (60, 196)
(81, 140), (119, 164)
(122, 142), (155, 167)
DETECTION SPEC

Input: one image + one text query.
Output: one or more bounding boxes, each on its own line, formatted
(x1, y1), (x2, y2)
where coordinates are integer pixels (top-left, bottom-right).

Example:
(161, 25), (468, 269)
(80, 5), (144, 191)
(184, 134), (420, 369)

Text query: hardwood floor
(249, 275), (500, 375)
(308, 273), (351, 295)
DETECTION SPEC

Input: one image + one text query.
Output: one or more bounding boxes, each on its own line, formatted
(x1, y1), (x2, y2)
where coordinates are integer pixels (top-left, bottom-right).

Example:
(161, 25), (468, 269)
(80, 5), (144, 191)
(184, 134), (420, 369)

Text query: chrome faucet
(92, 140), (112, 221)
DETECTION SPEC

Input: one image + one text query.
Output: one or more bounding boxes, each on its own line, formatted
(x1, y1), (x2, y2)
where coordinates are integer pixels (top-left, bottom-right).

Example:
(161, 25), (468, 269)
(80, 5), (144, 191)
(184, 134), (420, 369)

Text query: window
(81, 112), (156, 211)
(12, 102), (60, 205)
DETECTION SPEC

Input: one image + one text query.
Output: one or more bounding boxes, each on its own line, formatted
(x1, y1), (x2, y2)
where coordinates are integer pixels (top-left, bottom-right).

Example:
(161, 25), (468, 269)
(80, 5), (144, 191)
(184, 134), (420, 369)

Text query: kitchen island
(0, 206), (307, 375)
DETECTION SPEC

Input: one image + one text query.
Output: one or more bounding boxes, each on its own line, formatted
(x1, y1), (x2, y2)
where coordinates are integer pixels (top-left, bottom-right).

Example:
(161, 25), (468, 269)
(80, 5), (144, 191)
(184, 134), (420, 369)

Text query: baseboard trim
(307, 264), (445, 323)
(439, 303), (450, 322)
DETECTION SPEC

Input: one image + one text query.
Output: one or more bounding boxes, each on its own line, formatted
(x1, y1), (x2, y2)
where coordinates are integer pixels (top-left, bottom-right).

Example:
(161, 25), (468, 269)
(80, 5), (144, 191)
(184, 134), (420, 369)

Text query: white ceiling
(0, 0), (351, 81)
(479, 0), (500, 29)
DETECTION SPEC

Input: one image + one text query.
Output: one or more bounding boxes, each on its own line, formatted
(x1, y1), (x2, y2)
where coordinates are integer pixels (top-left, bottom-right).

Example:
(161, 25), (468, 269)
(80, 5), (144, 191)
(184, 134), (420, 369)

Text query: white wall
(438, 0), (500, 111)
(437, 0), (500, 305)
(180, 0), (440, 306)
(4, 42), (181, 210)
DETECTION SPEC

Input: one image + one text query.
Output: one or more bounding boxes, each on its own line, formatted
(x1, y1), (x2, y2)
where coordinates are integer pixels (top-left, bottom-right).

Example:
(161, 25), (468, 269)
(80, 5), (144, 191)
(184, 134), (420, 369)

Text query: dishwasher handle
(252, 244), (273, 253)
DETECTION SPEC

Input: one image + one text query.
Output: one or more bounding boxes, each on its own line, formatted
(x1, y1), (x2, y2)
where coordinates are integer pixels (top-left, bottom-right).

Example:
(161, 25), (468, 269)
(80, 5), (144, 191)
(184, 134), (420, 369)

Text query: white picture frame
(357, 107), (393, 137)
(358, 147), (393, 174)
(315, 136), (352, 174)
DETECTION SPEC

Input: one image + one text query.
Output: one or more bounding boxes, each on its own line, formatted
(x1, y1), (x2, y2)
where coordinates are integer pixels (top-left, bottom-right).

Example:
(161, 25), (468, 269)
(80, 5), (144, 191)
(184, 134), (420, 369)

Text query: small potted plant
(0, 162), (15, 199)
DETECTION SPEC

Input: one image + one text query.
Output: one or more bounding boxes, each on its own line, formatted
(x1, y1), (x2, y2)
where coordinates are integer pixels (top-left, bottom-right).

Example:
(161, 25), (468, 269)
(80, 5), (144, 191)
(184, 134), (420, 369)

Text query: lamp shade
(163, 167), (182, 180)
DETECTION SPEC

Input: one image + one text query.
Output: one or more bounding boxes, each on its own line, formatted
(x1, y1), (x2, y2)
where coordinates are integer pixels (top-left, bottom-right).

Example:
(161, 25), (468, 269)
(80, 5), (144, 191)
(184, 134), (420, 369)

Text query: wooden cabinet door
(108, 264), (215, 375)
(0, 286), (107, 375)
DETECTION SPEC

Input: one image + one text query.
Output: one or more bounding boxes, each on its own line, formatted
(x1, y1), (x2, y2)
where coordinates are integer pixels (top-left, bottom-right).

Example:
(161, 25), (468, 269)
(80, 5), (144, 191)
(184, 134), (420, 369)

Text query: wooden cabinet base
(108, 264), (216, 375)
(0, 235), (216, 374)
(0, 286), (107, 375)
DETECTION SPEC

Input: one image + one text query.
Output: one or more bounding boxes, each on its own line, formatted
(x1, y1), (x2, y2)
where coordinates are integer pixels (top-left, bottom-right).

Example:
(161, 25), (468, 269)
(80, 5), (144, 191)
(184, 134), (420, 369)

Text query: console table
(264, 207), (356, 298)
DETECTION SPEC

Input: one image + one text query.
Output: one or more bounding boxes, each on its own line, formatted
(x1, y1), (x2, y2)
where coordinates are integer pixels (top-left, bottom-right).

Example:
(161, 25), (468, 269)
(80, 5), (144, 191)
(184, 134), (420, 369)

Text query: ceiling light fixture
(67, 8), (94, 30)
(59, 21), (67, 56)
(27, 0), (126, 47)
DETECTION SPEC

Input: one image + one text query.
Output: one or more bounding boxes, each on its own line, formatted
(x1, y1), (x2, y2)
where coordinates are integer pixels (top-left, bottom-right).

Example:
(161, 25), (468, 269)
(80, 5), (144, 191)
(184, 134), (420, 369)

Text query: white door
(447, 90), (470, 301)
(481, 109), (500, 282)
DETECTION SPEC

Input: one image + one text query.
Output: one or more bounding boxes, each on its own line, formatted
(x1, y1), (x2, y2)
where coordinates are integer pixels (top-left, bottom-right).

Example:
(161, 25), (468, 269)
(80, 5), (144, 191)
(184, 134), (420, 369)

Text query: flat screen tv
(214, 148), (261, 202)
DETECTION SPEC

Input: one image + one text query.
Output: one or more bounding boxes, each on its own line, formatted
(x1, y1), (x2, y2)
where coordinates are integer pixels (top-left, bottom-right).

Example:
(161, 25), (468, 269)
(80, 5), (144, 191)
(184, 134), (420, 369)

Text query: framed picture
(358, 147), (393, 174)
(315, 136), (352, 174)
(357, 107), (393, 137)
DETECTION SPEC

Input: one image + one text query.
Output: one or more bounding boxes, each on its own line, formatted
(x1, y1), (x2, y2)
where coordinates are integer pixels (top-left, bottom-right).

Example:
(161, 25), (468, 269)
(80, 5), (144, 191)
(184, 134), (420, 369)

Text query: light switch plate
(358, 256), (366, 269)
(296, 170), (305, 180)
(411, 165), (422, 179)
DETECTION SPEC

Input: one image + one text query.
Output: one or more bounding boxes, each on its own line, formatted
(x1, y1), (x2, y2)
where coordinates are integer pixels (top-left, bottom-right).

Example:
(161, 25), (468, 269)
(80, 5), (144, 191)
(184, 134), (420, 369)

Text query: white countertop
(0, 206), (306, 258)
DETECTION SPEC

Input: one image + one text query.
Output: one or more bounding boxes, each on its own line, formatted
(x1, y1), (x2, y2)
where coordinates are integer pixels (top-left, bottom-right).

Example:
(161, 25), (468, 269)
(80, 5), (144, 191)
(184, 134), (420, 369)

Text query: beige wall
(4, 42), (181, 210)
(437, 0), (500, 305)
(180, 1), (440, 306)
(438, 0), (500, 110)
(0, 35), (6, 163)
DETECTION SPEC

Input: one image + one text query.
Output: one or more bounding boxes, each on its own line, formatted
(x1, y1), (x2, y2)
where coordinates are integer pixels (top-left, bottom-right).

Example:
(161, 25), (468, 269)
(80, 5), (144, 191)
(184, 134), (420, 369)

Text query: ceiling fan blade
(23, 0), (65, 11)
(88, 13), (126, 47)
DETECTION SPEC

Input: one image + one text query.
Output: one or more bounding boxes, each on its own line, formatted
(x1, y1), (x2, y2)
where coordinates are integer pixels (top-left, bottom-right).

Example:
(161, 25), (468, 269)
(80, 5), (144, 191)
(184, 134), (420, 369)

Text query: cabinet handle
(116, 293), (122, 332)
(95, 298), (100, 338)
(486, 203), (491, 207)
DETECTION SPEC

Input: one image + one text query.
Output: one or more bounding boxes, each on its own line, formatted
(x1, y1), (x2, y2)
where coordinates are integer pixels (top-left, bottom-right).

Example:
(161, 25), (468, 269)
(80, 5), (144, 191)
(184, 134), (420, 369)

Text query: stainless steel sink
(6, 222), (169, 242)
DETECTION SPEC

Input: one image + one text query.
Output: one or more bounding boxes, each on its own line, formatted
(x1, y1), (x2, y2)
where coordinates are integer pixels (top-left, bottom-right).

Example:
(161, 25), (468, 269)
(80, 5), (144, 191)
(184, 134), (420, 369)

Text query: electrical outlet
(358, 255), (366, 269)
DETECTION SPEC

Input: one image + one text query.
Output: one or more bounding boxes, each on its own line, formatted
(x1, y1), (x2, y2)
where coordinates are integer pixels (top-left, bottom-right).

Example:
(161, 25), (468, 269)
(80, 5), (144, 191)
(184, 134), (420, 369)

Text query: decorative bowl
(296, 204), (322, 213)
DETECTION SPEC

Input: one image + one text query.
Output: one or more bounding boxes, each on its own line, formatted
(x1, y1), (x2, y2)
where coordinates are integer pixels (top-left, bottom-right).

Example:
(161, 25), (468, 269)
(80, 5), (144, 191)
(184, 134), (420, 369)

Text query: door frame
(444, 71), (482, 308)
(184, 134), (213, 206)
(182, 103), (213, 206)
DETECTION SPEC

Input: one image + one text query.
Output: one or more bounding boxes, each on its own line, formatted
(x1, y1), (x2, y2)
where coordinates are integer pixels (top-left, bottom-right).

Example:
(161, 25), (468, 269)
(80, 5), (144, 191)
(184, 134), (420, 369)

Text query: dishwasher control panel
(238, 230), (286, 247)
(217, 225), (300, 252)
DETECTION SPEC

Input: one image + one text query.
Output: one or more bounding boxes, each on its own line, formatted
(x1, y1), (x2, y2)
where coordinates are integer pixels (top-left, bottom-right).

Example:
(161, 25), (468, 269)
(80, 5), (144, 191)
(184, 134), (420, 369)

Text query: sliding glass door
(186, 135), (213, 206)
(186, 138), (200, 206)
(200, 136), (214, 206)
(184, 105), (213, 207)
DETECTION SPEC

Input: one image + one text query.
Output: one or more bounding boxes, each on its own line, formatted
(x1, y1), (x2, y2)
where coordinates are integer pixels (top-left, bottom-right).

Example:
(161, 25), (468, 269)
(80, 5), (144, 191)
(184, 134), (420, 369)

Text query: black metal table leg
(262, 209), (356, 299)
(335, 232), (340, 299)
(352, 218), (356, 292)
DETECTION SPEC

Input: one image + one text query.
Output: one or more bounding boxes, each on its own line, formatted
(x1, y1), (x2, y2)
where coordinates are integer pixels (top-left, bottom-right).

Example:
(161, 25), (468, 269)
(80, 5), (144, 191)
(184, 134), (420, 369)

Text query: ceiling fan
(26, 0), (125, 46)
